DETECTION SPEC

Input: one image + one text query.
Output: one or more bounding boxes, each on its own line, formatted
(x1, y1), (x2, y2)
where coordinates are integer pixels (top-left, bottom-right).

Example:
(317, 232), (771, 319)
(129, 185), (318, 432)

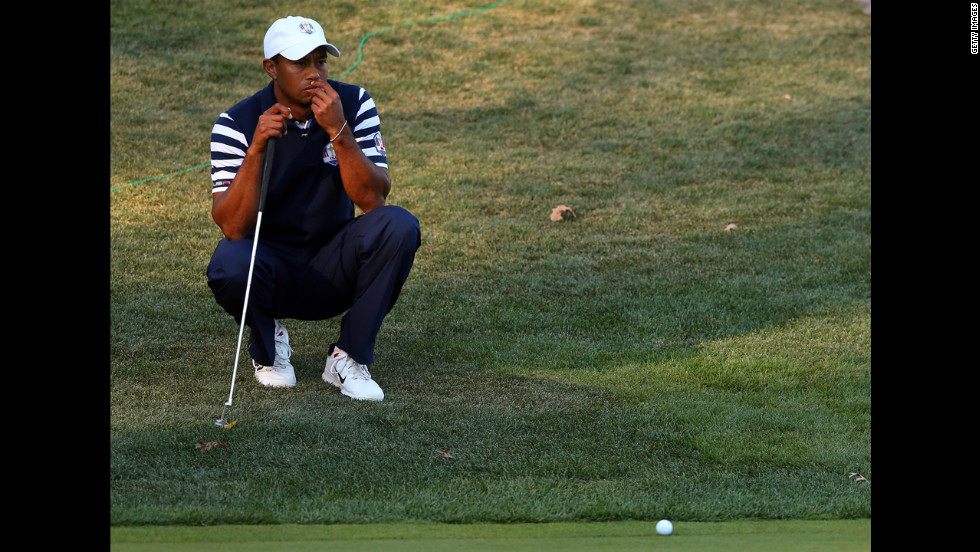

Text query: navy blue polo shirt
(210, 80), (388, 246)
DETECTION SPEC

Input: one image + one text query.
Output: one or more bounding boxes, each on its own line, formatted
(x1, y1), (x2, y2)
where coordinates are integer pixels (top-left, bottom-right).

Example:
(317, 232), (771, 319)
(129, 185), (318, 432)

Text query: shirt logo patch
(373, 132), (386, 154)
(323, 142), (339, 165)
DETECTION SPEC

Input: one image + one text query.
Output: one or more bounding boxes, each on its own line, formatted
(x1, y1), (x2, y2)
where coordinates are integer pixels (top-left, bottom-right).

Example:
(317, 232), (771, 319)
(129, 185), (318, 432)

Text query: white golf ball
(656, 519), (673, 536)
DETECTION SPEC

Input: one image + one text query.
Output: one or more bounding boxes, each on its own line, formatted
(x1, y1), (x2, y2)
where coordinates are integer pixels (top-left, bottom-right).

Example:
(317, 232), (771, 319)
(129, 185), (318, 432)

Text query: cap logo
(298, 22), (315, 35)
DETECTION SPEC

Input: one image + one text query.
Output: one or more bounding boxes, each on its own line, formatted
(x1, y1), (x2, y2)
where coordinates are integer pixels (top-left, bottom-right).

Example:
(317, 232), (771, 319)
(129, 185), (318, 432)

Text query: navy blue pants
(207, 205), (420, 366)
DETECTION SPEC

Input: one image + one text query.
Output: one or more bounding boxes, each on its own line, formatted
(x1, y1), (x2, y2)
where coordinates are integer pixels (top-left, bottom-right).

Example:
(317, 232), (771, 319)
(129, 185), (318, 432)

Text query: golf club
(216, 137), (277, 428)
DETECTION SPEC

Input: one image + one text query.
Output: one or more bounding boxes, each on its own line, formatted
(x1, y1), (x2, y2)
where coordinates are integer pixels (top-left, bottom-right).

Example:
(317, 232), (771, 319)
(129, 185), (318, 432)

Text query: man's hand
(253, 103), (293, 153)
(309, 81), (346, 139)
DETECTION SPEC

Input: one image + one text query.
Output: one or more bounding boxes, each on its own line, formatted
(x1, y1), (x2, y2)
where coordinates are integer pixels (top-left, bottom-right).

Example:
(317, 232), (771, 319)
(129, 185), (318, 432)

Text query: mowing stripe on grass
(109, 520), (870, 552)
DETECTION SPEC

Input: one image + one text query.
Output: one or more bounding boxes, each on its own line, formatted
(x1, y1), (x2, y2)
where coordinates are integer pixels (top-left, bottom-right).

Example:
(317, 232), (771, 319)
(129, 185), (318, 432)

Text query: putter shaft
(215, 138), (277, 427)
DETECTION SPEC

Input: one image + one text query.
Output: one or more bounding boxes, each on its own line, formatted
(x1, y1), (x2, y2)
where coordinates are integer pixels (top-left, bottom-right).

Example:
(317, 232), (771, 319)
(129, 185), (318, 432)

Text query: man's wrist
(329, 120), (349, 143)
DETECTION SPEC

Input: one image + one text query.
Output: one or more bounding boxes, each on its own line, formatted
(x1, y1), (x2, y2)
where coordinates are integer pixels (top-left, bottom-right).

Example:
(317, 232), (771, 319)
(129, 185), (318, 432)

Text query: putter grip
(258, 138), (277, 212)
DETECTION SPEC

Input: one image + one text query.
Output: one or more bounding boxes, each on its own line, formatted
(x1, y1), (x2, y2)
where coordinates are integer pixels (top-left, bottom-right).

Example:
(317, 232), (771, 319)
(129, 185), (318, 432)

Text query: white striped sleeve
(351, 87), (388, 169)
(210, 113), (248, 193)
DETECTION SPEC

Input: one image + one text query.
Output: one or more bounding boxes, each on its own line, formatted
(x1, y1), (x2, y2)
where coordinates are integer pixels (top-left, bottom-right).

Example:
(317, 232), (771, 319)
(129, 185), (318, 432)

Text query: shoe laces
(274, 340), (293, 367)
(336, 354), (372, 381)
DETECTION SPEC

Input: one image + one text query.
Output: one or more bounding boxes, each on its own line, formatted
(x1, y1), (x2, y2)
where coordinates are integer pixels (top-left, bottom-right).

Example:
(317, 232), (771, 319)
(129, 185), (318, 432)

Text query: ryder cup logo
(299, 22), (315, 34)
(323, 142), (339, 166)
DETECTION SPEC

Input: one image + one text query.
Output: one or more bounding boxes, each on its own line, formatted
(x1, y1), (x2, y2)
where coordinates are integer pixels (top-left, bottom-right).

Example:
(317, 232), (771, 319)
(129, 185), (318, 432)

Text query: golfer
(207, 16), (420, 401)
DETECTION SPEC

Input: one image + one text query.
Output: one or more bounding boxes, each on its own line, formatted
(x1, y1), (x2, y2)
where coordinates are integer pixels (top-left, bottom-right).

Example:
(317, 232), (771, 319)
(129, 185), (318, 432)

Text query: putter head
(216, 403), (231, 427)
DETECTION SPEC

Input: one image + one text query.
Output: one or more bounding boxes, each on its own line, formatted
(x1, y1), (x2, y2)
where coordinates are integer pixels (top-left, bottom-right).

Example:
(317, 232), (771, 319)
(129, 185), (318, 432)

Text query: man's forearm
(211, 146), (267, 240)
(332, 128), (391, 213)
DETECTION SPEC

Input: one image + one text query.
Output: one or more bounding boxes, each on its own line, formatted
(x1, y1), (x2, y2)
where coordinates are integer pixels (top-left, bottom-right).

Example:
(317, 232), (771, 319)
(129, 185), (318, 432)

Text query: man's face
(267, 46), (330, 111)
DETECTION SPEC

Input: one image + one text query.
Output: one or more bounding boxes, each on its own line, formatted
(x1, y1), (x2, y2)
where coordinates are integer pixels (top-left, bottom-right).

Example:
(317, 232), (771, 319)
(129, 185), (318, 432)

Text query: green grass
(110, 519), (871, 551)
(110, 0), (871, 533)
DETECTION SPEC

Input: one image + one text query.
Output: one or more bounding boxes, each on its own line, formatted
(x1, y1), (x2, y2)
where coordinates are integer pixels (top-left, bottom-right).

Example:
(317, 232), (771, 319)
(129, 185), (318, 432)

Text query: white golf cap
(263, 16), (340, 60)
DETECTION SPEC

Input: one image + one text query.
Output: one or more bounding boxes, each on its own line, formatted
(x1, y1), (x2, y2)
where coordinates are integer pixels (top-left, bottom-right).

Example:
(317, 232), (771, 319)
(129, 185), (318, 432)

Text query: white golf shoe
(252, 320), (296, 388)
(322, 346), (384, 401)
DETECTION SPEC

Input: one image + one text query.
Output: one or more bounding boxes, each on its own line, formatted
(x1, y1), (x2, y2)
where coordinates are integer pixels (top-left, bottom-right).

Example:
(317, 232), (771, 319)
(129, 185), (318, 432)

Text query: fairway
(111, 0), (871, 542)
(110, 520), (871, 551)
